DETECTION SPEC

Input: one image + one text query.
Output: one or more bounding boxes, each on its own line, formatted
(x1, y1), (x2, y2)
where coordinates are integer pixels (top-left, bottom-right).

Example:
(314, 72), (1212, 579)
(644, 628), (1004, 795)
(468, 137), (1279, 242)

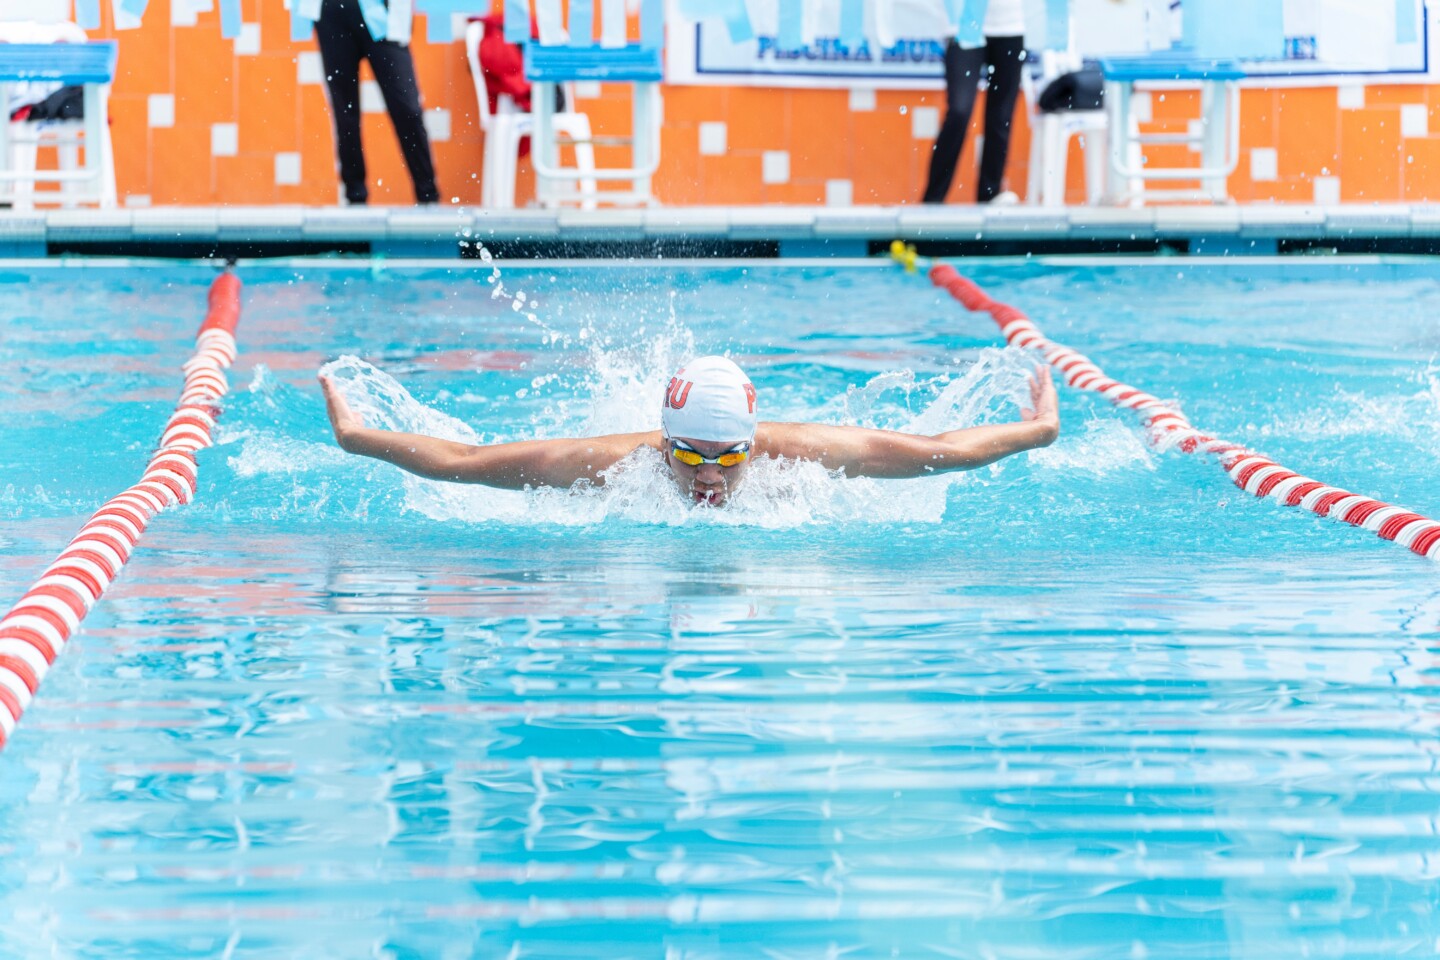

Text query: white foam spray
(241, 251), (1098, 528)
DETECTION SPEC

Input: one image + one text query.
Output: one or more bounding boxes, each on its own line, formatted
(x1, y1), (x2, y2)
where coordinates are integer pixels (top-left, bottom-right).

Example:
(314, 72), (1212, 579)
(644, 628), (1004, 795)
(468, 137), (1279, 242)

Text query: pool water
(1, 258), (1438, 958)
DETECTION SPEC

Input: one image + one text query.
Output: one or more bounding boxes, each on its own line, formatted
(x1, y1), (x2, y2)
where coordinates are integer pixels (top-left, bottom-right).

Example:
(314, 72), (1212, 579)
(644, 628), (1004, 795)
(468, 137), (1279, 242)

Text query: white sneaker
(988, 190), (1020, 206)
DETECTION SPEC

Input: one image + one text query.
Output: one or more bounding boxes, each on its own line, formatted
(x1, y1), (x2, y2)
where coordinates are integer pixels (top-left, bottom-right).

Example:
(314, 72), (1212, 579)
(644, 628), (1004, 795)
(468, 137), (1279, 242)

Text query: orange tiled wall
(83, 1), (1440, 207)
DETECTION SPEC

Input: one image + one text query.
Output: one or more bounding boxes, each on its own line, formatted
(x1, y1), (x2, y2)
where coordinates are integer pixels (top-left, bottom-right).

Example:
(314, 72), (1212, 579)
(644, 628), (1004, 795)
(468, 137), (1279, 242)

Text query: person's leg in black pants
(975, 35), (1025, 202)
(922, 40), (986, 203)
(314, 0), (369, 204)
(364, 39), (440, 204)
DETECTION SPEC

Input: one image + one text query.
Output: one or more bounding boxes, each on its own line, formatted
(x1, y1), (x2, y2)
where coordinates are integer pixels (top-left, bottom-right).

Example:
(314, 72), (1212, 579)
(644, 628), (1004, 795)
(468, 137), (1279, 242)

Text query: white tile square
(123, 194), (152, 208)
(698, 121), (727, 156)
(275, 153), (302, 186)
(1184, 118), (1204, 153)
(147, 94), (174, 129)
(574, 81), (602, 100)
(762, 150), (790, 184)
(911, 105), (939, 140)
(361, 80), (384, 114)
(848, 88), (875, 112)
(297, 51), (324, 86)
(171, 0), (199, 27)
(1132, 91), (1154, 123)
(114, 3), (142, 30)
(211, 123), (238, 157)
(235, 22), (261, 56)
(1250, 147), (1278, 182)
(424, 108), (451, 143)
(1401, 103), (1428, 138)
(1337, 84), (1365, 110)
(825, 179), (853, 207)
(1313, 175), (1341, 205)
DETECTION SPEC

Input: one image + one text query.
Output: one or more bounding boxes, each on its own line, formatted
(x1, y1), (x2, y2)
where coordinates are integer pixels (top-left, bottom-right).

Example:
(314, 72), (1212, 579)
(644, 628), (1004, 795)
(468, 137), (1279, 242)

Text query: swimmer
(320, 356), (1059, 507)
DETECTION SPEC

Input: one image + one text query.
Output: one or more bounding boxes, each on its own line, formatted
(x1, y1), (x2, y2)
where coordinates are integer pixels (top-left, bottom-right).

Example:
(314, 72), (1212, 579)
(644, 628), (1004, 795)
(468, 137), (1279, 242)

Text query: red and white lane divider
(0, 272), (242, 748)
(928, 264), (1440, 561)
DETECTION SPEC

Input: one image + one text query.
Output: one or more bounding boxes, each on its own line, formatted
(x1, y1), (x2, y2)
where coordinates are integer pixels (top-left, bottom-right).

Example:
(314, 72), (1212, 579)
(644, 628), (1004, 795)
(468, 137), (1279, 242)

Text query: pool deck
(5, 204), (1440, 258)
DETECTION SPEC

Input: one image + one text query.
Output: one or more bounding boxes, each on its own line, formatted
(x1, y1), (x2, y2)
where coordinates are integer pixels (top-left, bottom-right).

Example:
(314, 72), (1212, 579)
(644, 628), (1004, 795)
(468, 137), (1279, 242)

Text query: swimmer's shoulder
(592, 430), (664, 458)
(570, 431), (662, 485)
(754, 422), (811, 459)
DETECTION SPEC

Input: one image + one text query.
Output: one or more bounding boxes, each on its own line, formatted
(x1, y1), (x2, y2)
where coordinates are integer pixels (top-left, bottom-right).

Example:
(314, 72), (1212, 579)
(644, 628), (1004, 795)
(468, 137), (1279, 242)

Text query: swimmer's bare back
(320, 366), (1058, 490)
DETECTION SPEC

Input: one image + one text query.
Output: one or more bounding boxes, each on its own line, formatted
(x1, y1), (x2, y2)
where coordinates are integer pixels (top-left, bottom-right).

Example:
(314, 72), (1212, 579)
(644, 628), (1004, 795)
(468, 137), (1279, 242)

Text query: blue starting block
(1098, 52), (1250, 205)
(525, 43), (664, 83)
(523, 44), (664, 207)
(0, 41), (117, 83)
(0, 42), (118, 208)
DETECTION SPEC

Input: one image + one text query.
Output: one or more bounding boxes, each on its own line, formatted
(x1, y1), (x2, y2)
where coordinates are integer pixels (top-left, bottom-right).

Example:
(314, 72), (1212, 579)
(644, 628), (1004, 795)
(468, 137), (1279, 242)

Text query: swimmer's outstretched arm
(320, 374), (659, 489)
(760, 367), (1059, 479)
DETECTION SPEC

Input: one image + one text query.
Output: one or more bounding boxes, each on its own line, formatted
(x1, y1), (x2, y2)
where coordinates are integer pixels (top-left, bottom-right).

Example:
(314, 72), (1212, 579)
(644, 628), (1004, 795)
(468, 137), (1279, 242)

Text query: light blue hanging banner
(218, 0), (242, 39)
(358, 0), (389, 40)
(504, 0), (531, 44)
(776, 0), (802, 51)
(678, 0), (753, 44)
(291, 3), (314, 41)
(1396, 0), (1419, 44)
(569, 0), (593, 46)
(426, 11), (453, 42)
(417, 0), (458, 42)
(723, 0), (754, 44)
(1043, 0), (1068, 50)
(639, 0), (664, 50)
(387, 0), (413, 44)
(534, 0), (564, 44)
(600, 0), (625, 46)
(838, 0), (864, 49)
(75, 0), (102, 29)
(956, 0), (988, 48)
(119, 0), (150, 16)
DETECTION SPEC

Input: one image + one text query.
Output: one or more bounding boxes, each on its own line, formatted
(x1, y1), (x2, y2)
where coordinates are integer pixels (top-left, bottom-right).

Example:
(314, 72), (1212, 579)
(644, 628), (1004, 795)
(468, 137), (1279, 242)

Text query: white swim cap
(660, 356), (758, 442)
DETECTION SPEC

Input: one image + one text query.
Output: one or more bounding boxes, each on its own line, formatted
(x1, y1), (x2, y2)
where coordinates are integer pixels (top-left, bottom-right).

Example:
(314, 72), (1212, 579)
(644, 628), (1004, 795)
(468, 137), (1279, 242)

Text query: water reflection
(1, 526), (1435, 958)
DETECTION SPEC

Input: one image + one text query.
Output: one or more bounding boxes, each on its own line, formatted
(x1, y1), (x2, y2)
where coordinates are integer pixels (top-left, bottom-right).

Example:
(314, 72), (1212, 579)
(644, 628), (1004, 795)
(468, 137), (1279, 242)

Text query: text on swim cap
(743, 383), (756, 413)
(665, 377), (692, 409)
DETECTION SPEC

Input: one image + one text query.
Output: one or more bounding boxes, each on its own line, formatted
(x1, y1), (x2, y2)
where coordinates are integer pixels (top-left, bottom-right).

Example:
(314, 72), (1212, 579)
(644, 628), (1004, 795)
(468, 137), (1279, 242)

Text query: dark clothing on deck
(922, 35), (1025, 204)
(314, 0), (439, 205)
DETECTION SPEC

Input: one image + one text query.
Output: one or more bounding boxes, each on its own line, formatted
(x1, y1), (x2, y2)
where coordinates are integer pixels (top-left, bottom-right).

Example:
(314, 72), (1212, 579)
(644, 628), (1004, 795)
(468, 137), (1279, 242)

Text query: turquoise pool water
(1, 258), (1438, 958)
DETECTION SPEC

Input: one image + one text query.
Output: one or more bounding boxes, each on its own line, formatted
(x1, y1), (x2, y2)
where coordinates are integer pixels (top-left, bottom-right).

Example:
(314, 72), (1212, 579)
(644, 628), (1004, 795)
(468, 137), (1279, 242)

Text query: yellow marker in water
(887, 240), (921, 274)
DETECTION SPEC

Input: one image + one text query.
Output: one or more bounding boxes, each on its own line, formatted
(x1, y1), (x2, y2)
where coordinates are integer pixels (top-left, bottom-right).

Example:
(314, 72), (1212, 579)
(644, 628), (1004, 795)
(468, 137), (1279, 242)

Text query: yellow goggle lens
(670, 446), (749, 468)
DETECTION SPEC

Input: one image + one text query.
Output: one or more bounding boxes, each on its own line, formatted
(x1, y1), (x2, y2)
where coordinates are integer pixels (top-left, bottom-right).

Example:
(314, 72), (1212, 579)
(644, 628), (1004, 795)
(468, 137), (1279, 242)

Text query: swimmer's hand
(759, 366), (1059, 479)
(1019, 366), (1060, 443)
(319, 373), (364, 450)
(317, 370), (657, 488)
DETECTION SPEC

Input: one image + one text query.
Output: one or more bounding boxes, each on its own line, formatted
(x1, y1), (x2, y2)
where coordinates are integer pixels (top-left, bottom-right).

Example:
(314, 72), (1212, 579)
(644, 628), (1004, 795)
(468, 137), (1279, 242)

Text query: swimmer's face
(665, 436), (752, 507)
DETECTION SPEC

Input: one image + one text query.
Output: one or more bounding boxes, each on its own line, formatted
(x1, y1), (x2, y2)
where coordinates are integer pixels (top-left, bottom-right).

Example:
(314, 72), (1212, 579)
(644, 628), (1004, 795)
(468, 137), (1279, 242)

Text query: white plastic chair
(0, 20), (116, 210)
(464, 20), (595, 209)
(1023, 49), (1107, 207)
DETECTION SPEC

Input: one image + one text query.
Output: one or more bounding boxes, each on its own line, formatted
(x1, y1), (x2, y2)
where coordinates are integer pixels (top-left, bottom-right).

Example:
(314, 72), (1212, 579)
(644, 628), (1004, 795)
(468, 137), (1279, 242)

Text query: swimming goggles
(668, 439), (750, 468)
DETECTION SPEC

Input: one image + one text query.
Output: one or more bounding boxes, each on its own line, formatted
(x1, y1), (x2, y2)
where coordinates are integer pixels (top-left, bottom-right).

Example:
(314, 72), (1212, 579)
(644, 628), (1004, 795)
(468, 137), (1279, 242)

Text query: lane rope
(0, 272), (242, 748)
(890, 244), (1440, 562)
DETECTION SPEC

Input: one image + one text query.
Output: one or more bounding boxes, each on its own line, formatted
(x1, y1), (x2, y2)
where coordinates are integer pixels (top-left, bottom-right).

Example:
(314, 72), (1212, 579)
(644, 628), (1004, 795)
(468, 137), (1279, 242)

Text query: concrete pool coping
(6, 204), (1440, 258)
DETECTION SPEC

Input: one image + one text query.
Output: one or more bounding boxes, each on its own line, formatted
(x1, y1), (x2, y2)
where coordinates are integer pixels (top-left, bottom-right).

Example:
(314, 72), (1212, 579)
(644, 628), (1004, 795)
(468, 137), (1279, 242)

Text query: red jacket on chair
(472, 13), (537, 155)
(474, 15), (534, 112)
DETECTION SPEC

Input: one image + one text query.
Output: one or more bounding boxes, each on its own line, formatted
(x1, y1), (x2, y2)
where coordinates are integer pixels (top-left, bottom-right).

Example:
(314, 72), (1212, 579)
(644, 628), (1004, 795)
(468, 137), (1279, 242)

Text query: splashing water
(302, 339), (1049, 529)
